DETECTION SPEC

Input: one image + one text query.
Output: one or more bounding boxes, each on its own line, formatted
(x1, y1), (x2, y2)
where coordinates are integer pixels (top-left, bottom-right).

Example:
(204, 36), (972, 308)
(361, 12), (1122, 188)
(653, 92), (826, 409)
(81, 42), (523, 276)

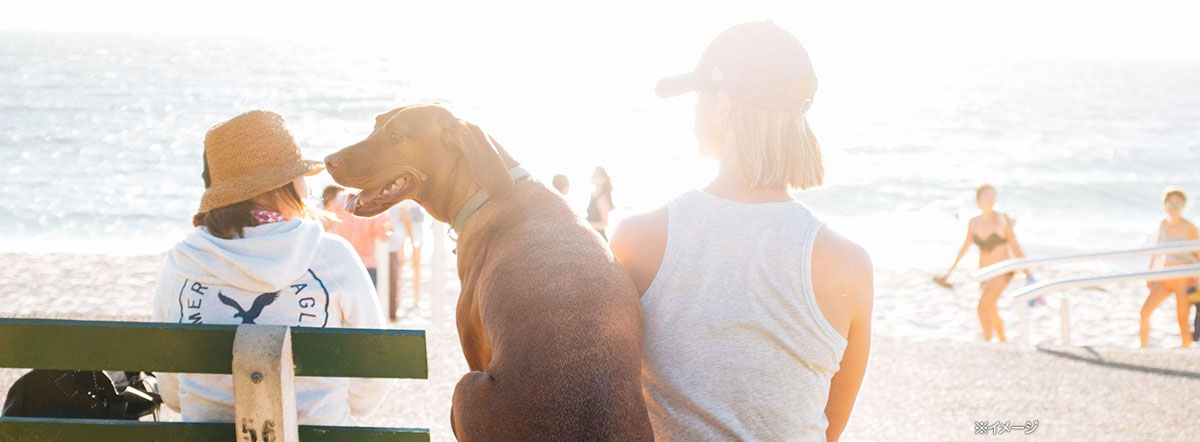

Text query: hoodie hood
(168, 218), (325, 293)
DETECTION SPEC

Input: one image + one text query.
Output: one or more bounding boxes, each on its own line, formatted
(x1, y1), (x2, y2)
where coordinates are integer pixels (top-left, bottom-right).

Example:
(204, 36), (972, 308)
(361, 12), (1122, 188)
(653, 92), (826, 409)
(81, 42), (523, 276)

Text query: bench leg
(233, 324), (299, 442)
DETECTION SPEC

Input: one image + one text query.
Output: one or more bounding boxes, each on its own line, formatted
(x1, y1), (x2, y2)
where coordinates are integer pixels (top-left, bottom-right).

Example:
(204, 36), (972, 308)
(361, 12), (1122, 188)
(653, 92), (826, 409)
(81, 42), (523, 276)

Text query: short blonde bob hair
(723, 102), (823, 190)
(1163, 186), (1187, 203)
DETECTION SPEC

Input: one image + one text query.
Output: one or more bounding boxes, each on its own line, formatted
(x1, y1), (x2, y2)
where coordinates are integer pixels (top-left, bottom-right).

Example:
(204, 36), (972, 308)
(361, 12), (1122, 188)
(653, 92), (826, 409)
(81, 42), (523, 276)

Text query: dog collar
(451, 166), (530, 236)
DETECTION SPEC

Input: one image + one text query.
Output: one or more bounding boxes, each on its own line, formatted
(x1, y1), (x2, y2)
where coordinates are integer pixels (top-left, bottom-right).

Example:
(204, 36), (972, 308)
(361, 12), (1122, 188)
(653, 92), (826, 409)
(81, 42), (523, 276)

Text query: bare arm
(940, 221), (974, 280)
(401, 211), (414, 240)
(1190, 223), (1200, 262)
(1003, 215), (1024, 258)
(377, 216), (392, 242)
(1150, 221), (1164, 269)
(823, 237), (874, 441)
(611, 208), (668, 295)
(1004, 215), (1028, 276)
(595, 195), (614, 228)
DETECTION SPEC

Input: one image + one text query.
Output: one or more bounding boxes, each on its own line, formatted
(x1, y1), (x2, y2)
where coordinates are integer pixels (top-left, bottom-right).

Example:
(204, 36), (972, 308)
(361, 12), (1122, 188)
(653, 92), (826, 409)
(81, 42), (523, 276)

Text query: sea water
(2, 31), (1199, 345)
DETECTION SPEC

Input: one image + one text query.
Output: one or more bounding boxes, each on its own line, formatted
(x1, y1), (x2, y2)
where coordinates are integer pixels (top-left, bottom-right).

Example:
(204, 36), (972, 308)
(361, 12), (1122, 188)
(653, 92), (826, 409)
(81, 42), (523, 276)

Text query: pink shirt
(326, 194), (390, 269)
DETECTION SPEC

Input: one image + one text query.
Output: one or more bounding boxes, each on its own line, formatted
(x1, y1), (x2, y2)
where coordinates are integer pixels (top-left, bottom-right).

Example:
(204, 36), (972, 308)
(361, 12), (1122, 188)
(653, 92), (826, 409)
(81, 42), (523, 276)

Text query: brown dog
(324, 104), (652, 441)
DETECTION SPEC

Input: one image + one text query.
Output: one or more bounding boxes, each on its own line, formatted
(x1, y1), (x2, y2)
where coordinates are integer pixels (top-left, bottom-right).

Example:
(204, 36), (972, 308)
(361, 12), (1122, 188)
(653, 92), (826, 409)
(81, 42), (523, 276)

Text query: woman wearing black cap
(612, 21), (873, 442)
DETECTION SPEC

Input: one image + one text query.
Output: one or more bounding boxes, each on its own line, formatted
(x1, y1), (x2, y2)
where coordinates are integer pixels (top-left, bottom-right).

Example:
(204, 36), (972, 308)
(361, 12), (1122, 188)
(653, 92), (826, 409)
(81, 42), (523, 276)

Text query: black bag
(2, 370), (161, 420)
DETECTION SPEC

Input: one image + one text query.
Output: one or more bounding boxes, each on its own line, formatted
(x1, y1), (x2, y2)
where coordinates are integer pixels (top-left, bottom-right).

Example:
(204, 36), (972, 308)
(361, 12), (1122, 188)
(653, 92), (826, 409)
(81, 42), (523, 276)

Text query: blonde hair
(723, 103), (823, 190)
(976, 184), (996, 200)
(1164, 186), (1187, 203)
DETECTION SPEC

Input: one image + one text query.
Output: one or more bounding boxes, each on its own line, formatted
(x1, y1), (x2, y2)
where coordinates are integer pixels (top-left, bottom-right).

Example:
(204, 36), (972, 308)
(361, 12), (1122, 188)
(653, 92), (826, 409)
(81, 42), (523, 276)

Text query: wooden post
(233, 325), (299, 442)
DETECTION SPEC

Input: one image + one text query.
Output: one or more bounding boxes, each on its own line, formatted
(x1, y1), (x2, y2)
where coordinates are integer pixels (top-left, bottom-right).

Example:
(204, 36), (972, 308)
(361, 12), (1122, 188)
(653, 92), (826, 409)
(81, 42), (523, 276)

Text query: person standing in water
(586, 166), (614, 239)
(935, 184), (1029, 343)
(613, 21), (873, 441)
(1140, 187), (1198, 348)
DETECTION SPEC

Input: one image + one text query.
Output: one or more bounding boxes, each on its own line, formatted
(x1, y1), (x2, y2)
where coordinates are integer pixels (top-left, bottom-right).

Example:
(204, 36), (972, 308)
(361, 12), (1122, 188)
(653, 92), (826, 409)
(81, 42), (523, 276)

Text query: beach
(3, 250), (1199, 441)
(4, 27), (1200, 442)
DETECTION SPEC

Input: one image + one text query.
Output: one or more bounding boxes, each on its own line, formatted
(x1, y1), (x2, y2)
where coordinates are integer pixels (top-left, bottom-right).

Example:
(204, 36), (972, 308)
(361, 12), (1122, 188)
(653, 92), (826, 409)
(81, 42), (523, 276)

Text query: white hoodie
(152, 218), (392, 426)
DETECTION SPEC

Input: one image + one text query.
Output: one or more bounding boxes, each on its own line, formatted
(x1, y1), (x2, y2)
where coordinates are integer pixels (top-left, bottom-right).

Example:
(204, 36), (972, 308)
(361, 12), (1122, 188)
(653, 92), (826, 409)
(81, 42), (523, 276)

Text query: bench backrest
(0, 318), (429, 442)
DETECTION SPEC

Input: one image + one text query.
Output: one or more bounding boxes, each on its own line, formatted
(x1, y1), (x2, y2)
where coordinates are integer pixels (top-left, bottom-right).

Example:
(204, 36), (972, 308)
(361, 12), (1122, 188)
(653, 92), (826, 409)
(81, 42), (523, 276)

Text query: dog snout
(324, 153), (343, 171)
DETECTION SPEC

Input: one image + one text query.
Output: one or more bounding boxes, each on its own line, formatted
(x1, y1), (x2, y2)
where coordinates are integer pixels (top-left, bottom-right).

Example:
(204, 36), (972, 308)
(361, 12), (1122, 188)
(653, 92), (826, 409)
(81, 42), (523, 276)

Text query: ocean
(2, 31), (1199, 346)
(5, 31), (1200, 262)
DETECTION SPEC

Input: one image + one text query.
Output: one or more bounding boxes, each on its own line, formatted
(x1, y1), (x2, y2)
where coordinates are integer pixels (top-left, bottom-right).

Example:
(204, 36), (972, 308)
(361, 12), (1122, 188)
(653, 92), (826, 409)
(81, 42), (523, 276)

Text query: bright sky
(3, 0), (1200, 63)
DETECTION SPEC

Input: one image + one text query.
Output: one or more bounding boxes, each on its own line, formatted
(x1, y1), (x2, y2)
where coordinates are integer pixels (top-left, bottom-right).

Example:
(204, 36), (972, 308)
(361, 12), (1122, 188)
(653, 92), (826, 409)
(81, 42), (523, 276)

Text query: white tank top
(641, 190), (848, 442)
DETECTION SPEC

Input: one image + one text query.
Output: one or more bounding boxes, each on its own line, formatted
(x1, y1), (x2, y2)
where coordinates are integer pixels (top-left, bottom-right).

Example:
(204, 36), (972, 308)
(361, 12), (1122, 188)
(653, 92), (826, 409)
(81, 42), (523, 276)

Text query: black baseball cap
(655, 21), (817, 112)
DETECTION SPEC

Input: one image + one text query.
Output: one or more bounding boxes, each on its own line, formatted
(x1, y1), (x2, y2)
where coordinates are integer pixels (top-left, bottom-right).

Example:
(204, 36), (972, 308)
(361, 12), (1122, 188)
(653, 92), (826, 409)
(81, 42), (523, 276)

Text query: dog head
(324, 104), (515, 219)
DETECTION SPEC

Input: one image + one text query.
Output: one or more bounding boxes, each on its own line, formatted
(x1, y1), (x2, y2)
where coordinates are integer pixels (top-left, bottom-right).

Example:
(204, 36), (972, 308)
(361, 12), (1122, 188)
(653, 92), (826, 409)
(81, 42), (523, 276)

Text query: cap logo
(711, 68), (724, 82)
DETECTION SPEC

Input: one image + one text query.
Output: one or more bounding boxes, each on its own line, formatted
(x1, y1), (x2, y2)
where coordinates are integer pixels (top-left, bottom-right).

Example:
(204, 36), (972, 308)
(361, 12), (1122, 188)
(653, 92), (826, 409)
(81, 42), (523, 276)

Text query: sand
(2, 251), (1199, 441)
(875, 263), (1199, 348)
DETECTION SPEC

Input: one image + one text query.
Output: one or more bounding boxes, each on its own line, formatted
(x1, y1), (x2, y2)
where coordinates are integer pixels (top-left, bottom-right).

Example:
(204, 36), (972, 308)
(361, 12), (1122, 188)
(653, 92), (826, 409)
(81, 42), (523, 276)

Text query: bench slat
(0, 319), (427, 379)
(0, 417), (430, 442)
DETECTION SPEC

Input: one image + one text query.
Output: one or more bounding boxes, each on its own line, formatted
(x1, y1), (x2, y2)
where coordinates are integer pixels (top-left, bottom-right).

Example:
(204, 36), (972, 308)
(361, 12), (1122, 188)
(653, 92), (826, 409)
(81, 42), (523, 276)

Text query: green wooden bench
(0, 318), (429, 442)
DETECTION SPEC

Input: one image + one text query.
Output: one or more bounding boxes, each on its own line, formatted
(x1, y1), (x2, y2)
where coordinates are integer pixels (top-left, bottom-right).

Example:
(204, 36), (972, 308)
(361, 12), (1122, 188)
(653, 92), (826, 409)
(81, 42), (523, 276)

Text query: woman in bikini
(935, 184), (1028, 342)
(1139, 187), (1198, 348)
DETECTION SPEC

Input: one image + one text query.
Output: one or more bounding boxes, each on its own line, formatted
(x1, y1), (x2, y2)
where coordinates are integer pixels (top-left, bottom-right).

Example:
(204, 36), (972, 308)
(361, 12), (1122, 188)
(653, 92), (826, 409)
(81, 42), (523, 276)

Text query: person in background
(552, 174), (570, 195)
(1140, 187), (1197, 348)
(152, 110), (390, 425)
(322, 185), (343, 211)
(587, 167), (614, 239)
(935, 184), (1029, 343)
(387, 200), (425, 319)
(321, 185), (344, 230)
(612, 21), (872, 441)
(326, 189), (391, 286)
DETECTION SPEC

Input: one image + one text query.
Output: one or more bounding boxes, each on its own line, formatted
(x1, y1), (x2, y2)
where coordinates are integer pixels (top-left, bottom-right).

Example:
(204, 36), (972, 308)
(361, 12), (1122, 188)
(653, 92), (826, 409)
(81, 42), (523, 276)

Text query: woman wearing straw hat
(151, 110), (392, 425)
(612, 21), (873, 442)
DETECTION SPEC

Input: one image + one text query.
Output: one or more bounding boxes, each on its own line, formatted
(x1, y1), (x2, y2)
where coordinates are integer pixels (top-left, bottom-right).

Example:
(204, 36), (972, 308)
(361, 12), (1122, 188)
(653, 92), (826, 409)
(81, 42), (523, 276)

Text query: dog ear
(443, 119), (513, 197)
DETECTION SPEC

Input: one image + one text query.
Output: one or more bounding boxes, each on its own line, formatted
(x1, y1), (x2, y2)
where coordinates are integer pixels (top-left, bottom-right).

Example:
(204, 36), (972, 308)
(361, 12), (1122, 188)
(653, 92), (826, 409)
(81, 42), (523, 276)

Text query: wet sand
(2, 252), (1198, 441)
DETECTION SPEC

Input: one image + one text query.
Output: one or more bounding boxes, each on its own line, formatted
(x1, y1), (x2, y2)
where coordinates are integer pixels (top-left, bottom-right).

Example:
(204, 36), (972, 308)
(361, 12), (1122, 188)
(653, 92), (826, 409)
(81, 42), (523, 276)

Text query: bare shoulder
(610, 207), (668, 295)
(612, 207), (667, 246)
(809, 225), (872, 338)
(812, 225), (874, 301)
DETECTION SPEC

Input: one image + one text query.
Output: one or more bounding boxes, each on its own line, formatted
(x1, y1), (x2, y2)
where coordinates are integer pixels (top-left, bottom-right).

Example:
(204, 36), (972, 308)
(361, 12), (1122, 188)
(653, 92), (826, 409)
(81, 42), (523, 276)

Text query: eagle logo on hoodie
(176, 269), (331, 327)
(217, 291), (279, 324)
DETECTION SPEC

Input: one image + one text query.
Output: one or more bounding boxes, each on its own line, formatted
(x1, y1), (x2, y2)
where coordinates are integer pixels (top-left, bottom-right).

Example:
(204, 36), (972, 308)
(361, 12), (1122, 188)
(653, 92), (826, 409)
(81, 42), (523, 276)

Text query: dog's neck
(418, 156), (520, 226)
(418, 160), (481, 225)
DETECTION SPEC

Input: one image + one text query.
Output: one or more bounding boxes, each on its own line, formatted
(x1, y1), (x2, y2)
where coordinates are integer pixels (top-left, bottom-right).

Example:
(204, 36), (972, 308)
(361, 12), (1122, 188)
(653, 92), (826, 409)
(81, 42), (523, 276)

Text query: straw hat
(197, 110), (323, 213)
